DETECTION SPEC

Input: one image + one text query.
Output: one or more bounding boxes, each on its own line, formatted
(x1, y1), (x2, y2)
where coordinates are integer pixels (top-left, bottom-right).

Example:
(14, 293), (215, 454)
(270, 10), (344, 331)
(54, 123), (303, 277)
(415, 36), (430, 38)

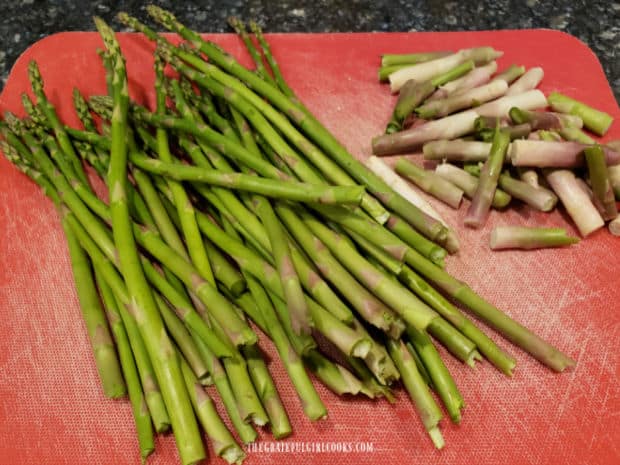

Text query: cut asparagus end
(548, 91), (614, 136)
(489, 226), (580, 250)
(544, 169), (605, 237)
(428, 426), (446, 450)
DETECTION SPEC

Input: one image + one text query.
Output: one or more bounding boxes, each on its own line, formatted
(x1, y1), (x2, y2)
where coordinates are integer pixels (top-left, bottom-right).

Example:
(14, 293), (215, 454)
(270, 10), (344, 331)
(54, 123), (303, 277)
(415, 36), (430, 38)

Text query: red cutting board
(1, 30), (619, 465)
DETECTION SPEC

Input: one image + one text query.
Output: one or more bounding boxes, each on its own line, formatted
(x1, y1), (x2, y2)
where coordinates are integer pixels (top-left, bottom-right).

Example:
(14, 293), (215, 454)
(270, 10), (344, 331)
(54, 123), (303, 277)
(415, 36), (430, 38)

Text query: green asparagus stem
(464, 163), (558, 212)
(407, 326), (464, 424)
(204, 238), (246, 297)
(558, 126), (596, 144)
(65, 223), (126, 398)
(585, 145), (618, 221)
(153, 57), (215, 285)
(244, 275), (327, 420)
(489, 226), (580, 250)
(253, 197), (312, 336)
(402, 245), (575, 371)
(386, 338), (445, 449)
(399, 265), (516, 375)
(129, 153), (365, 205)
(179, 358), (246, 464)
(94, 18), (204, 464)
(464, 127), (510, 228)
(381, 51), (453, 67)
(242, 344), (292, 438)
(434, 163), (512, 209)
(395, 159), (464, 209)
(275, 203), (401, 334)
(95, 270), (154, 461)
(300, 209), (440, 330)
(548, 91), (614, 136)
(133, 8), (451, 248)
(154, 293), (209, 381)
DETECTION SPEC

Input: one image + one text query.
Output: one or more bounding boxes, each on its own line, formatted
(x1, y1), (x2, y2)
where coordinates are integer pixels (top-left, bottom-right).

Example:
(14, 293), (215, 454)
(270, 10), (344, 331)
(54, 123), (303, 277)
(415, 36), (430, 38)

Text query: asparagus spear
(381, 51), (453, 67)
(505, 67), (544, 96)
(509, 140), (620, 167)
(386, 338), (445, 449)
(179, 358), (246, 464)
(584, 145), (618, 221)
(416, 79), (508, 119)
(464, 163), (558, 212)
(388, 47), (502, 92)
(98, 18), (204, 463)
(365, 156), (448, 226)
(135, 8), (453, 250)
(464, 128), (510, 228)
(395, 159), (464, 209)
(544, 169), (604, 237)
(490, 227), (579, 250)
(428, 61), (497, 101)
(435, 163), (512, 208)
(548, 91), (614, 136)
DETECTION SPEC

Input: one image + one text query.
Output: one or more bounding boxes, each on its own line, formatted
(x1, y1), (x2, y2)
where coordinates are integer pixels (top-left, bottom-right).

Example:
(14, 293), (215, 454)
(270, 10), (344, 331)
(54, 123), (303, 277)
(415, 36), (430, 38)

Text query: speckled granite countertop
(1, 0), (618, 102)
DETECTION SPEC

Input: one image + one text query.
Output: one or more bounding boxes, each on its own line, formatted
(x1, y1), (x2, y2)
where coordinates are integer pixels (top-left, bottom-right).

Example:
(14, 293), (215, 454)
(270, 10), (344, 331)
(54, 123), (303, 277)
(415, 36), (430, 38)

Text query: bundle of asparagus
(372, 47), (618, 245)
(1, 8), (575, 465)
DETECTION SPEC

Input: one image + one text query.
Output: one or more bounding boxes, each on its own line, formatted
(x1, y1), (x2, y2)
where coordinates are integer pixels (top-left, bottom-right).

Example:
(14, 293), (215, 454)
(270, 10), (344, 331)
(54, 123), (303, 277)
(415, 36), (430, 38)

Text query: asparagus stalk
(489, 227), (579, 250)
(179, 359), (246, 464)
(428, 61), (497, 101)
(303, 350), (369, 396)
(509, 140), (620, 167)
(386, 61), (474, 132)
(135, 8), (452, 249)
(544, 169), (605, 237)
(416, 79), (508, 119)
(248, 20), (295, 97)
(227, 17), (275, 86)
(509, 107), (582, 130)
(242, 344), (292, 438)
(609, 216), (620, 236)
(365, 156), (448, 226)
(388, 47), (502, 92)
(407, 326), (465, 424)
(244, 275), (327, 420)
(153, 57), (215, 286)
(395, 159), (464, 208)
(399, 264), (516, 375)
(584, 145), (618, 221)
(373, 110), (479, 156)
(95, 18), (205, 463)
(386, 338), (445, 449)
(378, 64), (409, 82)
(547, 91), (614, 136)
(474, 90), (547, 119)
(95, 270), (154, 461)
(381, 50), (453, 67)
(129, 153), (365, 205)
(423, 139), (491, 162)
(505, 67), (544, 96)
(493, 64), (526, 84)
(464, 128), (511, 228)
(464, 163), (558, 212)
(64, 216), (126, 398)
